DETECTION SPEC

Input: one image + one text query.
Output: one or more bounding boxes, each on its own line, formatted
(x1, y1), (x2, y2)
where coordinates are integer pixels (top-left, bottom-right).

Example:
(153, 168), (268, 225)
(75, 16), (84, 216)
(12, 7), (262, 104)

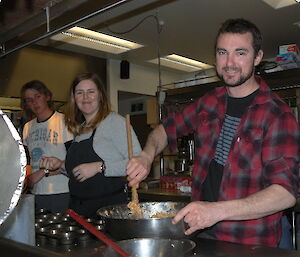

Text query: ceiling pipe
(0, 0), (88, 43)
(0, 0), (132, 58)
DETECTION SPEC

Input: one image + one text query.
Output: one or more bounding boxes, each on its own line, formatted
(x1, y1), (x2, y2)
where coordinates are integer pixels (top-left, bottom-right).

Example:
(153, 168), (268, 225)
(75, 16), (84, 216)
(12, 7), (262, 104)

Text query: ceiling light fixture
(294, 21), (300, 26)
(50, 26), (143, 54)
(148, 54), (213, 72)
(262, 0), (298, 9)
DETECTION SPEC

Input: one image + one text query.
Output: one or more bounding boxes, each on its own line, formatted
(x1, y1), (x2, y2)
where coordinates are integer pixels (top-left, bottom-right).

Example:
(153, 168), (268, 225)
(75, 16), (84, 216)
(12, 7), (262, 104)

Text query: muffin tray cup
(35, 211), (106, 246)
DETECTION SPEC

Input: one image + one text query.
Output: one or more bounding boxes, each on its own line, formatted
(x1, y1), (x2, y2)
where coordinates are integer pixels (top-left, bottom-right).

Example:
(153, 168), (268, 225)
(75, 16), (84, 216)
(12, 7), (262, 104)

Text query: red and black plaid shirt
(163, 76), (300, 247)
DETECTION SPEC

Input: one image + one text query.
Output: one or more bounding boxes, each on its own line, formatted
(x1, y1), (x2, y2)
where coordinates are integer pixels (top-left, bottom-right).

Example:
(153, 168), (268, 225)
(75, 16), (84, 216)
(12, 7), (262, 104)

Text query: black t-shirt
(201, 89), (258, 202)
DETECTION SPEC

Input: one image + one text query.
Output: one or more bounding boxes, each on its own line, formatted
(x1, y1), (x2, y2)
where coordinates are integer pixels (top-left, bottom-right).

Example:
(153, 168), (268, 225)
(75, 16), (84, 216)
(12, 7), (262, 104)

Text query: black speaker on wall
(120, 60), (130, 79)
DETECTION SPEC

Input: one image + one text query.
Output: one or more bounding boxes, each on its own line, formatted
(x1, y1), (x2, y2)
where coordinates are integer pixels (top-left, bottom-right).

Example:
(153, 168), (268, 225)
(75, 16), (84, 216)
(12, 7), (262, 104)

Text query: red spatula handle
(66, 209), (131, 257)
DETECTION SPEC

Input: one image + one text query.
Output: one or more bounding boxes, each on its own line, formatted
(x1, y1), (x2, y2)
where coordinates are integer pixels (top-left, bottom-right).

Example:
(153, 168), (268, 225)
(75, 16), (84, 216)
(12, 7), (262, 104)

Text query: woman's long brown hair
(64, 72), (111, 135)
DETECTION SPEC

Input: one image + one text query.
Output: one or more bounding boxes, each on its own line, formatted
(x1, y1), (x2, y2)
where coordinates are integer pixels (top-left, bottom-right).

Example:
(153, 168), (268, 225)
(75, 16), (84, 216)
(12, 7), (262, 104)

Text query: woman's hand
(72, 162), (102, 182)
(39, 156), (65, 176)
(40, 156), (64, 170)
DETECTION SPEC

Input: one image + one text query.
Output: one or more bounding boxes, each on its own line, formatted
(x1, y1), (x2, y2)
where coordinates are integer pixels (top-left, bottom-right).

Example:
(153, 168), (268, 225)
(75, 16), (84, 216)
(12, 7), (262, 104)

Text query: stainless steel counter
(44, 237), (300, 257)
(3, 190), (299, 256)
(1, 236), (300, 257)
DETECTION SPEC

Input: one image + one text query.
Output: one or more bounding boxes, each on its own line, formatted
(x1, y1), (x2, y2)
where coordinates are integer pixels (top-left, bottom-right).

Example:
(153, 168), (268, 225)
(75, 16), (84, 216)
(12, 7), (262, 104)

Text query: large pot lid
(0, 110), (26, 225)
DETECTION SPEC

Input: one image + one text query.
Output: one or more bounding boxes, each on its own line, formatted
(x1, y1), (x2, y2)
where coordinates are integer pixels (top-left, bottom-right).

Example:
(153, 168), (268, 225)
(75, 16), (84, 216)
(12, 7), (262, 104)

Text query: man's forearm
(142, 124), (168, 163)
(126, 125), (168, 186)
(217, 184), (296, 221)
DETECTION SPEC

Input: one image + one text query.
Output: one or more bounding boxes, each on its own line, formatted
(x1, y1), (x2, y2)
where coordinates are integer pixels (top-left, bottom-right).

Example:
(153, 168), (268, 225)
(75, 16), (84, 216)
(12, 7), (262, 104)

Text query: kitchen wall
(0, 46), (186, 114)
(0, 46), (106, 102)
(107, 59), (186, 112)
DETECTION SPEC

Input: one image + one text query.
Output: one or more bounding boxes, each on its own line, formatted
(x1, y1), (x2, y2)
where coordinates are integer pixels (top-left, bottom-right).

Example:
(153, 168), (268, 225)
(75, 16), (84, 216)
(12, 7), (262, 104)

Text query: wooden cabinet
(146, 97), (158, 126)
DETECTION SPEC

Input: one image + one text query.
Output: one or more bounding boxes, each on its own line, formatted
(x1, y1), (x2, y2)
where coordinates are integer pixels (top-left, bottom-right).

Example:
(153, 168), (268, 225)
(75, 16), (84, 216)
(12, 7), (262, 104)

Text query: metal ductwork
(0, 0), (133, 57)
(0, 0), (175, 58)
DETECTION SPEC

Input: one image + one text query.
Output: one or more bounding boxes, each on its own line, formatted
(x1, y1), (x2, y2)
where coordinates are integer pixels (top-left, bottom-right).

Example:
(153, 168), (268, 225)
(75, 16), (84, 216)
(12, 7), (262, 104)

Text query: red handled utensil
(66, 209), (131, 257)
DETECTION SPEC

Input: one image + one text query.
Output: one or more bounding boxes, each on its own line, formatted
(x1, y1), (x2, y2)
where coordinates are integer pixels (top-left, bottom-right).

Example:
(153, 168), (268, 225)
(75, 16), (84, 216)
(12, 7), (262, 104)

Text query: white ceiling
(35, 0), (300, 73)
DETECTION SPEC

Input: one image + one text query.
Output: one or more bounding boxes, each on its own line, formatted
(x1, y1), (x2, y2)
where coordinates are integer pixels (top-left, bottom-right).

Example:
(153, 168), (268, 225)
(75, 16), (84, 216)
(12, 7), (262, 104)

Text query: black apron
(65, 129), (127, 217)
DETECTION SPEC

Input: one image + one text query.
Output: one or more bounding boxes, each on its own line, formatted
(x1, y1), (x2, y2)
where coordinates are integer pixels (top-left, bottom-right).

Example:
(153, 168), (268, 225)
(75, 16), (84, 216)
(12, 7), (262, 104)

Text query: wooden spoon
(125, 114), (143, 218)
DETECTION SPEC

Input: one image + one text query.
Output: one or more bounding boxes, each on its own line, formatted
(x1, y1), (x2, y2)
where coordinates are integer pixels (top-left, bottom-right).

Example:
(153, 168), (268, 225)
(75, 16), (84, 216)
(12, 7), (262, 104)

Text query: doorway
(118, 91), (153, 148)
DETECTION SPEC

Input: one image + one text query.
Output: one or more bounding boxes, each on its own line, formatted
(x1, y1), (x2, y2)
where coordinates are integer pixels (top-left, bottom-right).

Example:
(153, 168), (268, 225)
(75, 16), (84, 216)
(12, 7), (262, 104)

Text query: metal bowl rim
(97, 201), (186, 220)
(106, 238), (196, 253)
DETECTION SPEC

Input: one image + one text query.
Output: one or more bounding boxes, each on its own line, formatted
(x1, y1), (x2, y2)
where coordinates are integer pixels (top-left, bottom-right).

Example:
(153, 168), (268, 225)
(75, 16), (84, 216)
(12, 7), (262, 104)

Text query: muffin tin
(35, 209), (105, 246)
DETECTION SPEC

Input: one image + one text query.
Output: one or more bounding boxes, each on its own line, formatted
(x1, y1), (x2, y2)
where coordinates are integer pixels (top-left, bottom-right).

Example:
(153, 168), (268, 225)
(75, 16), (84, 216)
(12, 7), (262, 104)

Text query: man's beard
(217, 66), (254, 87)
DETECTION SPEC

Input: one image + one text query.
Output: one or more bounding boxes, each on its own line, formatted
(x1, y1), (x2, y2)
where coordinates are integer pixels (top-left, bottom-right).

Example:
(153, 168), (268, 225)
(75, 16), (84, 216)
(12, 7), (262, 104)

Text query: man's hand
(126, 152), (152, 187)
(172, 201), (222, 235)
(172, 185), (296, 235)
(126, 124), (168, 187)
(27, 170), (44, 187)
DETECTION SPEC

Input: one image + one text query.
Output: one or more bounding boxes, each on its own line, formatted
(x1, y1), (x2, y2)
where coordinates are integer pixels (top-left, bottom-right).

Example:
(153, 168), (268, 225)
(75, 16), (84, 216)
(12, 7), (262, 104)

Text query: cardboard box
(279, 44), (299, 55)
(160, 176), (192, 191)
(276, 52), (300, 70)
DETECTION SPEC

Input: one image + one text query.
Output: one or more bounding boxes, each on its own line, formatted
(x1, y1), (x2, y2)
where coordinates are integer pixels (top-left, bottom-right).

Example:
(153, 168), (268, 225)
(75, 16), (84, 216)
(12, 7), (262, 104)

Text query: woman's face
(74, 79), (101, 122)
(23, 88), (50, 117)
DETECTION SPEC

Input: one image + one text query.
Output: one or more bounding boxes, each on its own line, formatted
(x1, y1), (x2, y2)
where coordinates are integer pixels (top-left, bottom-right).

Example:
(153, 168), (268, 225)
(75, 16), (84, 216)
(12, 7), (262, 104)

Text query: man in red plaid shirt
(127, 18), (300, 247)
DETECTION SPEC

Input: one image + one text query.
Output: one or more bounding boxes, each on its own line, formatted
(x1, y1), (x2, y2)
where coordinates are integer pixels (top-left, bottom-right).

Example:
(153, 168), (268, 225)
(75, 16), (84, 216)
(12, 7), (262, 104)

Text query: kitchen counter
(3, 190), (299, 256)
(1, 236), (299, 257)
(137, 188), (191, 202)
(45, 237), (300, 257)
(192, 238), (300, 257)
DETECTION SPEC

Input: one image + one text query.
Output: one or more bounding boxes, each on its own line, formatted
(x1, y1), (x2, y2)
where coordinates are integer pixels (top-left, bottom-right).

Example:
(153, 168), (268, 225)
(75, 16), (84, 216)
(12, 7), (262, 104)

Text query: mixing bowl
(100, 238), (195, 257)
(97, 202), (188, 240)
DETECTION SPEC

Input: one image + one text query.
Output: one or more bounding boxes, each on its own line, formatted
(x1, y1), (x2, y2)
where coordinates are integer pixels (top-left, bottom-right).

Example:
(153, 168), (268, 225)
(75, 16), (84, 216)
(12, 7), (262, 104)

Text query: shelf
(163, 68), (300, 103)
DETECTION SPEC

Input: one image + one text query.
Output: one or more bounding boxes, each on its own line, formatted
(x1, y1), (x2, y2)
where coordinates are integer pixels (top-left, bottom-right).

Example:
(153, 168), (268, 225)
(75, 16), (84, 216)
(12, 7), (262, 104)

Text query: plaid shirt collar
(215, 75), (273, 107)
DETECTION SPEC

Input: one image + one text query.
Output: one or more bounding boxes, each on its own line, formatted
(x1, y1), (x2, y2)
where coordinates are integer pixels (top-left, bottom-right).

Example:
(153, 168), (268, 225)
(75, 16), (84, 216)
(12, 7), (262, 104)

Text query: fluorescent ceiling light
(262, 0), (298, 9)
(148, 54), (213, 72)
(51, 26), (143, 54)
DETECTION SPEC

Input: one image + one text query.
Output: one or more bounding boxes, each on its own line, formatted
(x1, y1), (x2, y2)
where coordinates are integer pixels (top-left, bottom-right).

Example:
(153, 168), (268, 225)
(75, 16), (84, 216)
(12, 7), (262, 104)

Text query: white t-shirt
(22, 111), (73, 195)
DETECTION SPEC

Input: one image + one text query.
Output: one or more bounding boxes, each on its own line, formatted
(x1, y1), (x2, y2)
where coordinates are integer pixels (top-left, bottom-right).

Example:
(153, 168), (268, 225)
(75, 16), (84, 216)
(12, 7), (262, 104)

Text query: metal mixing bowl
(97, 202), (188, 240)
(100, 238), (195, 257)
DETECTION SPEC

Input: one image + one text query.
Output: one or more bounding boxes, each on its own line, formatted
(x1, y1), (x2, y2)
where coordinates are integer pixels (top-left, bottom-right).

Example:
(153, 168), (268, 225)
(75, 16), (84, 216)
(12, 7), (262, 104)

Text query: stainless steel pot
(97, 202), (188, 240)
(100, 238), (195, 257)
(0, 110), (26, 226)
